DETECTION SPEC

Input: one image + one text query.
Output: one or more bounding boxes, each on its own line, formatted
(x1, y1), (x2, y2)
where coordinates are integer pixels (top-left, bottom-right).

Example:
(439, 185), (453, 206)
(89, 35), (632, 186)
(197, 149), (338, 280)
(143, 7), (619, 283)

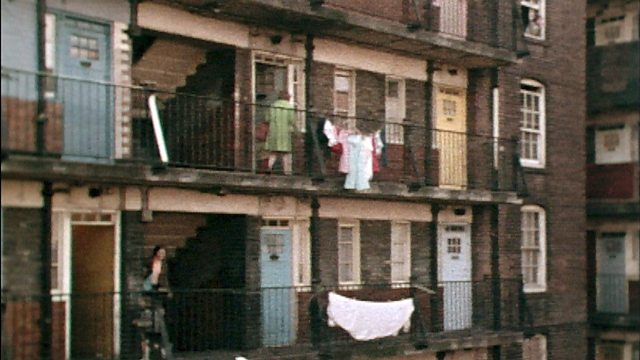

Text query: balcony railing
(592, 274), (640, 327)
(2, 279), (526, 359)
(2, 67), (522, 192)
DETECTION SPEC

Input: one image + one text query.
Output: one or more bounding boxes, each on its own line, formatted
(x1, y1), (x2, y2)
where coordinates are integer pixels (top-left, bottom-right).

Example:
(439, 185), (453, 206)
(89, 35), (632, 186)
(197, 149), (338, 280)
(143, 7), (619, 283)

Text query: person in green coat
(265, 90), (296, 174)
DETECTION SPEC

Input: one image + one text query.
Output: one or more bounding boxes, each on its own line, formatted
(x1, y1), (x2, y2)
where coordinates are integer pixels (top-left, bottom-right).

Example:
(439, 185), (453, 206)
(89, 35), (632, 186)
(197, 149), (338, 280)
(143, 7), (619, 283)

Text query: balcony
(1, 68), (523, 201)
(156, 0), (519, 68)
(1, 279), (526, 359)
(587, 41), (640, 114)
(591, 274), (640, 328)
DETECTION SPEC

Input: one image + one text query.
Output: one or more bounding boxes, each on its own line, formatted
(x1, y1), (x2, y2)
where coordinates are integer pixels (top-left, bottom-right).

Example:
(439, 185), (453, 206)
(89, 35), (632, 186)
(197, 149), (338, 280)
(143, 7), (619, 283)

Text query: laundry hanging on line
(322, 119), (384, 190)
(326, 291), (414, 341)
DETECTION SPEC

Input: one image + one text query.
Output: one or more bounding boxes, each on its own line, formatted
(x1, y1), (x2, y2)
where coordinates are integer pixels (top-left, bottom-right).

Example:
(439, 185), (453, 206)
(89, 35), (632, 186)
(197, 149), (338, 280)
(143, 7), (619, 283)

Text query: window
(385, 77), (406, 144)
(391, 221), (411, 283)
(338, 220), (360, 284)
(594, 124), (634, 164)
(293, 219), (311, 286)
(334, 69), (356, 130)
(523, 334), (547, 360)
(520, 80), (545, 168)
(521, 0), (545, 39)
(51, 211), (65, 293)
(521, 206), (546, 292)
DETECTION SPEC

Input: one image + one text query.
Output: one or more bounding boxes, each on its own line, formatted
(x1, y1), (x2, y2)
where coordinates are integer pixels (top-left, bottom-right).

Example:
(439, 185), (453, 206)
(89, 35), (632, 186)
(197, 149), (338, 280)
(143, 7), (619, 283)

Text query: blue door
(260, 228), (293, 346)
(57, 15), (112, 160)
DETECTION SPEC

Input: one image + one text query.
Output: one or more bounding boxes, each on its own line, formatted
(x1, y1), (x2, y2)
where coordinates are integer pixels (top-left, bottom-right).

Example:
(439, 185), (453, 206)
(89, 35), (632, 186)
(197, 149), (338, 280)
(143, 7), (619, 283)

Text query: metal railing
(2, 67), (522, 192)
(595, 274), (640, 316)
(2, 279), (527, 359)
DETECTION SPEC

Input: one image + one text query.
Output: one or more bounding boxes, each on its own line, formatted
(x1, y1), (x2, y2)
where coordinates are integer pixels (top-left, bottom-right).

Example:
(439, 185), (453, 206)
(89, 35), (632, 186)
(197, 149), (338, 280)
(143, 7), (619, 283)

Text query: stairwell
(132, 39), (207, 93)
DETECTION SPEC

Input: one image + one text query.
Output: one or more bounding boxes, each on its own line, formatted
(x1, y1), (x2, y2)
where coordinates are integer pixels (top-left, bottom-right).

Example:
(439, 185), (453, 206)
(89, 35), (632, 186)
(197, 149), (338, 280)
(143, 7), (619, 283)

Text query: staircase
(132, 39), (207, 93)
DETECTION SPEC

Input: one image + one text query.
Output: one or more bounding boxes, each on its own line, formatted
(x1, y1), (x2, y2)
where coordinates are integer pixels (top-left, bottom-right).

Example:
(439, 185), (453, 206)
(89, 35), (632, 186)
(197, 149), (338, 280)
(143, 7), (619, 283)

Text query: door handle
(80, 60), (92, 68)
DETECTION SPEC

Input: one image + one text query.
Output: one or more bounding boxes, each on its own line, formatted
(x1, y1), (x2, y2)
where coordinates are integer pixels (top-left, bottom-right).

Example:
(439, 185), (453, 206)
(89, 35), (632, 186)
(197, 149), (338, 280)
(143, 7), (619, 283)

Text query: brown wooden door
(71, 225), (114, 358)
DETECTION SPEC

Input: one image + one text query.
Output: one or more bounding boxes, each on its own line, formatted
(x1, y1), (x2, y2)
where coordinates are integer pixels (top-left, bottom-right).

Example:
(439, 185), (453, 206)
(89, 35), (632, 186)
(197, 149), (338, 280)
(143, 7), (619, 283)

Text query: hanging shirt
(344, 134), (374, 190)
(327, 292), (415, 341)
(264, 99), (296, 152)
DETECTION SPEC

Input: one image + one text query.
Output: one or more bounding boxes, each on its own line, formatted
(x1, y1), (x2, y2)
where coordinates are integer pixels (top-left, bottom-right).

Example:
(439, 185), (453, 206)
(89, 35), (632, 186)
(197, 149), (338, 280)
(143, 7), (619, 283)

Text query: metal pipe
(36, 0), (47, 155)
(423, 60), (435, 186)
(310, 196), (321, 289)
(40, 181), (53, 359)
(304, 33), (315, 177)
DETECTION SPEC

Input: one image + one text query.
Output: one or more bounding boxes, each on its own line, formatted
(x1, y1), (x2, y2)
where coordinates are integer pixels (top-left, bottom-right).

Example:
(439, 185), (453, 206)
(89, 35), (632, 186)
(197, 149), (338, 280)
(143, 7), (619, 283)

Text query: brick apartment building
(1, 0), (587, 359)
(585, 0), (640, 359)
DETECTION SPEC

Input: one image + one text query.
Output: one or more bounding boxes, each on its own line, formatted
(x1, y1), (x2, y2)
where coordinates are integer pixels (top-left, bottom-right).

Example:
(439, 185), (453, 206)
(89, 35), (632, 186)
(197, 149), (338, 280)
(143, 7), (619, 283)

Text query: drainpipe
(36, 0), (47, 155)
(423, 60), (435, 186)
(490, 203), (501, 331)
(304, 33), (315, 177)
(40, 182), (53, 359)
(429, 204), (440, 329)
(36, 0), (53, 357)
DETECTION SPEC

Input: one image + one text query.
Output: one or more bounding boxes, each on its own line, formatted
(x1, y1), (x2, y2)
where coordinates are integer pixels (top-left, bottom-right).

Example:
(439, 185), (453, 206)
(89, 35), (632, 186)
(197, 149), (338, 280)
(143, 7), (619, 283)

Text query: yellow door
(71, 225), (114, 358)
(435, 86), (467, 188)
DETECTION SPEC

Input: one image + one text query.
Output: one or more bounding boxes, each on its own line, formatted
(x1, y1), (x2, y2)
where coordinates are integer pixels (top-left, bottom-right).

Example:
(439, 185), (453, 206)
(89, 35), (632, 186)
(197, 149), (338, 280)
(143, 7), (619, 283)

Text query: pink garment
(327, 292), (414, 341)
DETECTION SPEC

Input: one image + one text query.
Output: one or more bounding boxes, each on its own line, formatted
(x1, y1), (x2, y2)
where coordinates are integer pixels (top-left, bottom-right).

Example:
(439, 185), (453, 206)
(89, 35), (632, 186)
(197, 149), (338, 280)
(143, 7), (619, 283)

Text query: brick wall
(496, 0), (588, 357)
(2, 207), (43, 295)
(360, 220), (390, 284)
(1, 98), (63, 154)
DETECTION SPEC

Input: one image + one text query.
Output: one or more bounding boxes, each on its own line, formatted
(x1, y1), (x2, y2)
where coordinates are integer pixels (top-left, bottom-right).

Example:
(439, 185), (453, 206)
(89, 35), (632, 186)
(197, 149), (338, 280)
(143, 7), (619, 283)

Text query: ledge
(168, 0), (518, 68)
(1, 156), (522, 205)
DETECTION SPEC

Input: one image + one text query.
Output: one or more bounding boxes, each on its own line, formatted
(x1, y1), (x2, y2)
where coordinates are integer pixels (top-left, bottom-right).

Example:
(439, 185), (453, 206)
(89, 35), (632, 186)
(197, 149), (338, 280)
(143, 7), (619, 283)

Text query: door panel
(57, 16), (112, 159)
(435, 86), (467, 188)
(438, 224), (472, 331)
(596, 232), (627, 313)
(71, 225), (114, 358)
(260, 228), (294, 346)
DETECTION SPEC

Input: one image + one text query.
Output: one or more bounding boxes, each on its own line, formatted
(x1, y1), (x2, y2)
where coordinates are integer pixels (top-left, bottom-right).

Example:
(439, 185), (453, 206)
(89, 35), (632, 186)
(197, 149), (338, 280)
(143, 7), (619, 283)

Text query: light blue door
(597, 232), (627, 313)
(57, 15), (112, 160)
(260, 228), (293, 346)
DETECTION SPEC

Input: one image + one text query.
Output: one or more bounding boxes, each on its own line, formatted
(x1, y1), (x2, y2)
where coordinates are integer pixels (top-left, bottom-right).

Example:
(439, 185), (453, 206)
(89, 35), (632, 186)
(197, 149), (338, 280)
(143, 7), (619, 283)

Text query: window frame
(385, 76), (406, 145)
(521, 0), (546, 40)
(521, 205), (547, 293)
(334, 68), (356, 131)
(338, 219), (361, 285)
(519, 79), (546, 168)
(390, 221), (411, 284)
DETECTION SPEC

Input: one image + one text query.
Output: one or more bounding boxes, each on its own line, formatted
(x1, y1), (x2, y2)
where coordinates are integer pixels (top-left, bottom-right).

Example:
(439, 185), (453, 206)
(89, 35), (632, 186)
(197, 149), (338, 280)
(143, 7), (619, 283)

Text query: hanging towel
(326, 291), (415, 341)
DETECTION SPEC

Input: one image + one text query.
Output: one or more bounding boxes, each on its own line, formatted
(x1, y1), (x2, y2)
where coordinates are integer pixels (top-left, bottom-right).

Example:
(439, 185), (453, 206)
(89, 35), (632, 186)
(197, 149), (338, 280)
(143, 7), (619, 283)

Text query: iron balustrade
(592, 274), (640, 328)
(2, 67), (521, 192)
(2, 279), (527, 359)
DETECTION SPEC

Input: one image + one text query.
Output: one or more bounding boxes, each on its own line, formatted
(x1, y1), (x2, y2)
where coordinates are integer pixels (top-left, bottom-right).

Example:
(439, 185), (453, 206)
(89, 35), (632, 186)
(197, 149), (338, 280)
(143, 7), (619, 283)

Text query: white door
(438, 224), (472, 331)
(596, 232), (627, 313)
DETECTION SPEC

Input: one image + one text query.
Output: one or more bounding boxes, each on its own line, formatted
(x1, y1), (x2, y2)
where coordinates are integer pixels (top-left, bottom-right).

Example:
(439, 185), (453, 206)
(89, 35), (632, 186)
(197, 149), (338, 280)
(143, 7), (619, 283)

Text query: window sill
(522, 167), (548, 175)
(523, 287), (547, 294)
(524, 36), (550, 47)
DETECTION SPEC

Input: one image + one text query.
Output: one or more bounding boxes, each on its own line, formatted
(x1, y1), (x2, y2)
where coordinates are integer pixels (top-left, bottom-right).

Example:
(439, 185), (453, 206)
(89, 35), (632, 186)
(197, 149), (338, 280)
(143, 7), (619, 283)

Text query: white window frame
(390, 221), (411, 284)
(252, 52), (306, 132)
(523, 334), (547, 360)
(334, 69), (356, 131)
(520, 80), (546, 168)
(521, 0), (545, 40)
(385, 77), (406, 145)
(292, 219), (311, 286)
(338, 219), (361, 285)
(521, 205), (547, 293)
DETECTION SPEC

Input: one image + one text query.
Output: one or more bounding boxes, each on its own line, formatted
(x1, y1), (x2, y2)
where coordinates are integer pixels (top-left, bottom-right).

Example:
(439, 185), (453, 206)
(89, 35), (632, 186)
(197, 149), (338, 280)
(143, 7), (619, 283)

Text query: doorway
(434, 86), (467, 188)
(56, 14), (112, 160)
(260, 225), (294, 346)
(71, 224), (115, 358)
(438, 223), (472, 331)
